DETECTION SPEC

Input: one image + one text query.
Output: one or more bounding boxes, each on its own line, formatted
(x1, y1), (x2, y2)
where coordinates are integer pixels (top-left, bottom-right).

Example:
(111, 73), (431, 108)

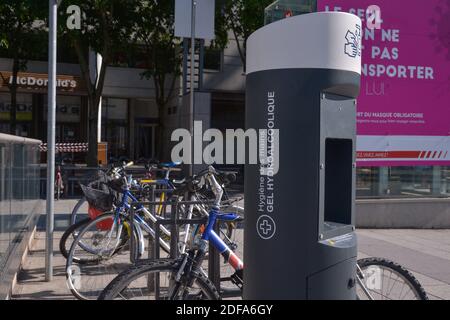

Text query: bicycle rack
(129, 189), (243, 299)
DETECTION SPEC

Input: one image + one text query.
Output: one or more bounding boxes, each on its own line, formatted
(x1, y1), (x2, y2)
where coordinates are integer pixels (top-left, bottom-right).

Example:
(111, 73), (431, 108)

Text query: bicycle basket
(80, 184), (114, 212)
(88, 206), (113, 231)
(106, 178), (126, 193)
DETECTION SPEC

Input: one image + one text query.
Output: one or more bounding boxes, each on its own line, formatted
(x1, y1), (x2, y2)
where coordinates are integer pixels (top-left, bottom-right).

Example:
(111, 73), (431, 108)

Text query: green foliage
(61, 1), (138, 52)
(57, 0), (141, 165)
(220, 0), (275, 67)
(57, 0), (140, 87)
(0, 0), (47, 134)
(0, 0), (47, 70)
(225, 0), (273, 40)
(133, 1), (181, 107)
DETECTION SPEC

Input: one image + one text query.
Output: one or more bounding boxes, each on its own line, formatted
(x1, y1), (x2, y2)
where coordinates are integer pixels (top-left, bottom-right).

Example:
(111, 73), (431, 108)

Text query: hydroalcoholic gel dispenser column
(244, 12), (362, 300)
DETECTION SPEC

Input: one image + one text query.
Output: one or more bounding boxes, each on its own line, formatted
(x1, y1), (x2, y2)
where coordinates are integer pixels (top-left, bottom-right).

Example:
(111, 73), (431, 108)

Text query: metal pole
(189, 0), (196, 176)
(45, 0), (58, 282)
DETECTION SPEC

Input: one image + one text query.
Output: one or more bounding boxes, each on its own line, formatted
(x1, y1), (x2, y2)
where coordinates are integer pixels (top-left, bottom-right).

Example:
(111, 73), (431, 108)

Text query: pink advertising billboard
(318, 0), (450, 166)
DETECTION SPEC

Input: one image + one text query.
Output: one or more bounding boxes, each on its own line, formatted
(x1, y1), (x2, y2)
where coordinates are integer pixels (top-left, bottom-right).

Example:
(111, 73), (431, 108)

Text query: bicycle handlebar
(124, 161), (134, 168)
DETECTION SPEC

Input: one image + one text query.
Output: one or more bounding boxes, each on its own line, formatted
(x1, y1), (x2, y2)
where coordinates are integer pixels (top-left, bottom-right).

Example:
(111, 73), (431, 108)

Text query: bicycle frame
(201, 208), (244, 272)
(112, 186), (172, 253)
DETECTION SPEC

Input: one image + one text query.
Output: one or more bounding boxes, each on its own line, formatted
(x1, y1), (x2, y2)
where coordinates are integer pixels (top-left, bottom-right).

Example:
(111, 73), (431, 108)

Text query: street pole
(45, 0), (58, 282)
(189, 0), (196, 176)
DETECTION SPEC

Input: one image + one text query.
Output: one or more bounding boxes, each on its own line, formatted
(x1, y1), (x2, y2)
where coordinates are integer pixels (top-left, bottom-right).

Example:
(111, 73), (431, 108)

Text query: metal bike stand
(129, 205), (137, 263)
(208, 223), (221, 292)
(153, 200), (207, 300)
(130, 198), (242, 299)
(148, 185), (155, 260)
(129, 186), (175, 263)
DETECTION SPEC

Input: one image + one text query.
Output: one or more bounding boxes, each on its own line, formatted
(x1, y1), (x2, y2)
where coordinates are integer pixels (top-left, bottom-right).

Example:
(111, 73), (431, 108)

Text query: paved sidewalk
(12, 200), (79, 300)
(357, 229), (450, 300)
(11, 200), (450, 300)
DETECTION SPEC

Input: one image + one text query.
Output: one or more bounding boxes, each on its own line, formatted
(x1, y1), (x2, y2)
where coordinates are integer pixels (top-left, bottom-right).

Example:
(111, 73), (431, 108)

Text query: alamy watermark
(66, 5), (82, 30)
(324, 5), (383, 30)
(171, 121), (279, 176)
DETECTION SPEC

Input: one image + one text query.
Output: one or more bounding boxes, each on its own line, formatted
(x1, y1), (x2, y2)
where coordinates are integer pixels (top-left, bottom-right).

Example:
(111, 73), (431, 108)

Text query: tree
(132, 1), (236, 160)
(58, 0), (139, 166)
(222, 0), (274, 70)
(0, 1), (46, 135)
(131, 1), (181, 160)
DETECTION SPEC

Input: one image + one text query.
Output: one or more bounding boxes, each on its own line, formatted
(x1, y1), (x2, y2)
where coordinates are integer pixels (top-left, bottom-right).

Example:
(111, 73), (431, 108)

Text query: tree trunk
(86, 97), (99, 167)
(9, 59), (20, 135)
(231, 27), (246, 71)
(156, 102), (166, 161)
(10, 85), (17, 135)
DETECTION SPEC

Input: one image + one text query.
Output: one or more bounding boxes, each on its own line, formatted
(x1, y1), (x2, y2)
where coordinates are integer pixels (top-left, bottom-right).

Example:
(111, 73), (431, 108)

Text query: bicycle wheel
(98, 259), (219, 300)
(60, 218), (91, 262)
(66, 212), (135, 300)
(70, 197), (89, 226)
(356, 258), (428, 300)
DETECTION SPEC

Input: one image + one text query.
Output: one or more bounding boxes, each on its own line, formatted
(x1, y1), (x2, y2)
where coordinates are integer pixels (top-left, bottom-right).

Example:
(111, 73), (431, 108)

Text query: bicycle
(59, 161), (138, 259)
(60, 160), (230, 258)
(98, 166), (428, 300)
(68, 161), (139, 226)
(63, 165), (243, 300)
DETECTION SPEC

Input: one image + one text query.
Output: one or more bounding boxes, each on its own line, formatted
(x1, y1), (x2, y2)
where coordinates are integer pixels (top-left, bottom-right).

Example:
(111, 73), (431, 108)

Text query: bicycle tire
(62, 216), (131, 264)
(66, 212), (136, 300)
(59, 218), (91, 262)
(357, 257), (428, 300)
(70, 197), (87, 226)
(66, 212), (134, 264)
(98, 259), (219, 300)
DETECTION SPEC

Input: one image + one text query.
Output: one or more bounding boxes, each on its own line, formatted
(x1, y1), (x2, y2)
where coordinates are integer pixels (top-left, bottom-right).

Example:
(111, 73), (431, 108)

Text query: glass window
(0, 93), (33, 137)
(356, 166), (450, 199)
(44, 95), (82, 123)
(204, 48), (222, 71)
(0, 137), (41, 296)
(0, 143), (11, 267)
(108, 45), (148, 69)
(102, 98), (128, 120)
(102, 98), (129, 159)
(0, 93), (33, 122)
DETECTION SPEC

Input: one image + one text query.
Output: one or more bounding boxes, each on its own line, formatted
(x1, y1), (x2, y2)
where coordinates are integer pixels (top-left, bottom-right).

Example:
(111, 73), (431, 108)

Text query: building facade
(0, 57), (164, 162)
